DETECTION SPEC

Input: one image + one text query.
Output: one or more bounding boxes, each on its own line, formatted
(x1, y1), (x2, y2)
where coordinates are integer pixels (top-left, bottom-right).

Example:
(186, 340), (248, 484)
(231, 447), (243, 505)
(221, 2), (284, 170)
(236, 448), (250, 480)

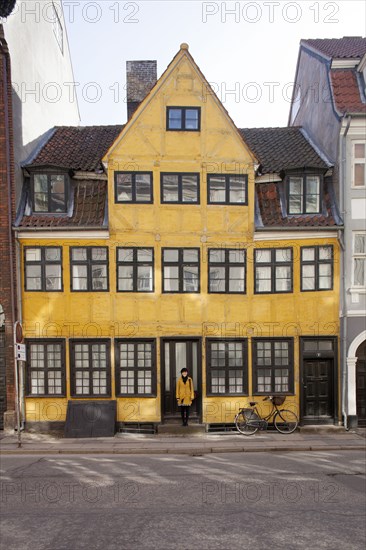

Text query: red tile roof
(331, 69), (366, 114)
(17, 180), (107, 228)
(26, 125), (123, 172)
(239, 127), (330, 174)
(302, 37), (366, 59)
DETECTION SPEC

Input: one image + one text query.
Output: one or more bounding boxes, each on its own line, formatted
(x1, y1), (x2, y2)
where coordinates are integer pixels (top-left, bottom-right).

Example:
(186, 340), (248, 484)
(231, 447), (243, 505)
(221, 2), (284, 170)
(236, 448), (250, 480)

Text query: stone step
(157, 423), (206, 436)
(298, 425), (345, 434)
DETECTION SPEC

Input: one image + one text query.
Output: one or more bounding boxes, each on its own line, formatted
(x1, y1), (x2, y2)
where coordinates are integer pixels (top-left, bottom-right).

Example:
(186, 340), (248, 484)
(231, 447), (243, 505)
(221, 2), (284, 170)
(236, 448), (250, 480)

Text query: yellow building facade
(18, 45), (341, 430)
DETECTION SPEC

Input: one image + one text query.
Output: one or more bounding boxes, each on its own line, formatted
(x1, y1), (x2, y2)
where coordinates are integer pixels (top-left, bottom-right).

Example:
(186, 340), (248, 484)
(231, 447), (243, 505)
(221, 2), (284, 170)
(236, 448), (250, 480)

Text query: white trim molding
(16, 231), (110, 240)
(346, 330), (366, 418)
(254, 231), (338, 241)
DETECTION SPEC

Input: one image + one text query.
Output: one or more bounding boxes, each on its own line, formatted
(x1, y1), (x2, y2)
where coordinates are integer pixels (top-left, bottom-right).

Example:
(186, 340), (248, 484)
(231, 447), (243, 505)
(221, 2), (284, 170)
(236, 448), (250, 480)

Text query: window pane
(116, 173), (132, 201)
(72, 265), (88, 290)
(306, 193), (320, 213)
(164, 266), (179, 291)
(34, 174), (48, 193)
(354, 258), (365, 286)
(183, 266), (199, 292)
(355, 144), (365, 158)
(135, 174), (151, 201)
(91, 265), (108, 290)
(72, 248), (87, 261)
(289, 196), (302, 213)
(256, 266), (271, 292)
(137, 249), (153, 262)
(229, 250), (245, 263)
(92, 248), (107, 261)
(229, 176), (246, 203)
(319, 247), (332, 260)
(26, 266), (42, 290)
(182, 175), (198, 203)
(275, 266), (291, 292)
(318, 264), (332, 289)
(183, 249), (199, 262)
(164, 249), (179, 262)
(354, 164), (365, 186)
(255, 250), (271, 263)
(302, 265), (315, 290)
(306, 176), (319, 194)
(50, 175), (66, 212)
(229, 267), (245, 292)
(118, 248), (134, 262)
(162, 174), (179, 202)
(209, 176), (226, 202)
(45, 265), (62, 291)
(34, 193), (48, 212)
(185, 109), (199, 130)
(168, 108), (182, 129)
(118, 266), (133, 291)
(354, 235), (366, 254)
(209, 249), (225, 263)
(26, 248), (41, 262)
(209, 266), (225, 292)
(137, 266), (153, 291)
(45, 248), (61, 262)
(276, 249), (291, 263)
(302, 248), (314, 262)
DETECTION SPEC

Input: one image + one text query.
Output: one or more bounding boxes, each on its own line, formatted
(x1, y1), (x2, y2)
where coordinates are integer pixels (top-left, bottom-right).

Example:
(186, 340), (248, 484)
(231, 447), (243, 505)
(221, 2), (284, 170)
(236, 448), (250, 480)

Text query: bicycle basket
(272, 396), (286, 406)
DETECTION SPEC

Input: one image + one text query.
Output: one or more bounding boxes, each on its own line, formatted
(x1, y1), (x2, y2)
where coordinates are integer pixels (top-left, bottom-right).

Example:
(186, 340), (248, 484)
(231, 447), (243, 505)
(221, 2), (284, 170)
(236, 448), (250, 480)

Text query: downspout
(340, 114), (351, 430)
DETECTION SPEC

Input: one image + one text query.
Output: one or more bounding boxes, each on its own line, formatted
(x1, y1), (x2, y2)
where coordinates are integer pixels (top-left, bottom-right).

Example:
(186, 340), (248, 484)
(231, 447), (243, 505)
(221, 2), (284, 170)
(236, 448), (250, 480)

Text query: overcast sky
(64, 0), (366, 128)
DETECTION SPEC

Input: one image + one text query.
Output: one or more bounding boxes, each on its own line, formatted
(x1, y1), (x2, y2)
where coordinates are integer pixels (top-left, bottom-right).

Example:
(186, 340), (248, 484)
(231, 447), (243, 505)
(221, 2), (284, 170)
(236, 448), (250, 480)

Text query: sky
(64, 0), (366, 128)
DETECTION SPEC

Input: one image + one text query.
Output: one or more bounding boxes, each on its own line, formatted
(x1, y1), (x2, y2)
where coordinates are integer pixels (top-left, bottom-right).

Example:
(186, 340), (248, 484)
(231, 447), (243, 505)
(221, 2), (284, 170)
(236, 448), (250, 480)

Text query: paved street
(1, 450), (365, 550)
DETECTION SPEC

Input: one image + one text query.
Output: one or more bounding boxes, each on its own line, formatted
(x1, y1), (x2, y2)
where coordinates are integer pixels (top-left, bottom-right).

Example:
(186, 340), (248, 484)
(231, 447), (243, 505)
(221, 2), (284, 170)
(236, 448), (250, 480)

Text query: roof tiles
(302, 37), (366, 59)
(331, 69), (366, 114)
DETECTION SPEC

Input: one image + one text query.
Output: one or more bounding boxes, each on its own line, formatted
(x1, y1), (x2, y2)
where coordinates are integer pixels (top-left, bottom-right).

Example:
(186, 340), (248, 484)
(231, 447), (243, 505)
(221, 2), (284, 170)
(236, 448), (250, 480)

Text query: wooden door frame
(300, 336), (338, 425)
(160, 337), (202, 422)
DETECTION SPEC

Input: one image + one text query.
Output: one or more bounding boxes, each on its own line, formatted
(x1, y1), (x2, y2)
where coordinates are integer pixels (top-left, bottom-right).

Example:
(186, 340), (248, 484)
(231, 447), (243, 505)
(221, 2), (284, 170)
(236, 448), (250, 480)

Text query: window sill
(348, 287), (366, 294)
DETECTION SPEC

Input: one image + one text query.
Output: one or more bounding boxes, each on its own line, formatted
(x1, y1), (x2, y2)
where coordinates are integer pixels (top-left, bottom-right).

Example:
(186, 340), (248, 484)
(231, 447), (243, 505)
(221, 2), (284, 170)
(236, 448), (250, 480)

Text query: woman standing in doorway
(176, 368), (195, 426)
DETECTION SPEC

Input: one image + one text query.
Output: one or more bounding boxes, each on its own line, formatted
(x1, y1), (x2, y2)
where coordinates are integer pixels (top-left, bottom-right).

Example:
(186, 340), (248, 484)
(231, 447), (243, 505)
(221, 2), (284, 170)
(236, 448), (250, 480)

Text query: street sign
(15, 343), (26, 361)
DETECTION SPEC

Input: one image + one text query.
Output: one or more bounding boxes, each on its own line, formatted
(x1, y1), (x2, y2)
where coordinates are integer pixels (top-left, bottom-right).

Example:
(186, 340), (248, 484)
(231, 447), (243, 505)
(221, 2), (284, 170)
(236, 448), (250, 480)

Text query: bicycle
(234, 395), (299, 435)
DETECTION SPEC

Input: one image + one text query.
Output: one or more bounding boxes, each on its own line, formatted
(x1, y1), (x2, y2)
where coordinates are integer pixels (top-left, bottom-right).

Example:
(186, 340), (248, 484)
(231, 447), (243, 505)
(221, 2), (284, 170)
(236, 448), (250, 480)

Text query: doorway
(303, 360), (334, 422)
(356, 341), (366, 426)
(161, 338), (201, 420)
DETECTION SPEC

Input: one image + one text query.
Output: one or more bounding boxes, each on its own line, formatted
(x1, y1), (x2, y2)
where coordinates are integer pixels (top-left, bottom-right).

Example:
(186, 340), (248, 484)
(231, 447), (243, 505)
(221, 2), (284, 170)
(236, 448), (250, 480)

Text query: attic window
(287, 175), (321, 214)
(166, 107), (200, 131)
(32, 173), (68, 213)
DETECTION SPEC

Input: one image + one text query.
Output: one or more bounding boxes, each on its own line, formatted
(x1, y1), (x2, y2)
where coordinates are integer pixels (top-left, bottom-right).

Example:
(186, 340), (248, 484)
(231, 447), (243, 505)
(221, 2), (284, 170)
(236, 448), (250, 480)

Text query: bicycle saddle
(249, 402), (257, 406)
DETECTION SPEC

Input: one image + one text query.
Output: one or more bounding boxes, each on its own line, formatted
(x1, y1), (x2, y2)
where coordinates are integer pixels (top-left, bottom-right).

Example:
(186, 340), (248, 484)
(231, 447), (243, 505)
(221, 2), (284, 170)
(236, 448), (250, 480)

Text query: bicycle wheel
(274, 409), (298, 434)
(235, 409), (259, 435)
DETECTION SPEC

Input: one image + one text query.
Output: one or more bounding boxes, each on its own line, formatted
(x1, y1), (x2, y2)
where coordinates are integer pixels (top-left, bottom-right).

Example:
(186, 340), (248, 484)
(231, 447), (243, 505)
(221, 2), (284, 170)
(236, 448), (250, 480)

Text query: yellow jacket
(176, 376), (195, 406)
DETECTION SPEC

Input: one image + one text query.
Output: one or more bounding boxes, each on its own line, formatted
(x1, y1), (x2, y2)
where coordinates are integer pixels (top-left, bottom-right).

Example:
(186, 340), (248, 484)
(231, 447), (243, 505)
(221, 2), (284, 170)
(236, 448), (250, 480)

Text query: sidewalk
(1, 428), (365, 456)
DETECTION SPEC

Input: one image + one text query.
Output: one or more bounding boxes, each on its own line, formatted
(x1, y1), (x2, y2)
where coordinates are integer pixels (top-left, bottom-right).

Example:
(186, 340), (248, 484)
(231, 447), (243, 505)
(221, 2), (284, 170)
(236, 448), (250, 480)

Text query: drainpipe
(340, 114), (351, 430)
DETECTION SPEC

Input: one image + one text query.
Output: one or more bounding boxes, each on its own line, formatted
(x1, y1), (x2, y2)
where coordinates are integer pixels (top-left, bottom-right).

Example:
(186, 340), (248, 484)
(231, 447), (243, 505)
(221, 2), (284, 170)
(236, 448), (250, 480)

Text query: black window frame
(24, 246), (63, 292)
(116, 247), (154, 293)
(162, 247), (200, 294)
(114, 171), (153, 204)
(287, 174), (322, 215)
(25, 339), (66, 397)
(254, 248), (293, 294)
(208, 248), (246, 294)
(166, 106), (201, 131)
(206, 338), (248, 396)
(70, 246), (109, 292)
(160, 172), (200, 204)
(207, 174), (248, 205)
(115, 338), (157, 397)
(252, 338), (294, 395)
(70, 339), (111, 398)
(301, 245), (334, 292)
(31, 171), (69, 214)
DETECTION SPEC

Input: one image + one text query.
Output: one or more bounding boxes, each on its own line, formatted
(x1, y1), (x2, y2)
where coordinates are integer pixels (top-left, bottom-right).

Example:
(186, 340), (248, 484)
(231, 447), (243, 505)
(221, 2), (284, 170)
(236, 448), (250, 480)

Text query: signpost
(14, 321), (24, 448)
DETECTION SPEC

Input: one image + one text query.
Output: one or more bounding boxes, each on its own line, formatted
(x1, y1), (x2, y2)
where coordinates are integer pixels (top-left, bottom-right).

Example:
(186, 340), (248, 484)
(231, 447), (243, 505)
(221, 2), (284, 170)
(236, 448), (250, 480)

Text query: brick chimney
(126, 60), (157, 120)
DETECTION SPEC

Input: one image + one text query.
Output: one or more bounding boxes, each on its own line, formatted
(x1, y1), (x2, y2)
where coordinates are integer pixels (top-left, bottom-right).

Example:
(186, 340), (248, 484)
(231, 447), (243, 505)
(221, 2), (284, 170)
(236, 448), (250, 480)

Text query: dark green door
(303, 360), (334, 423)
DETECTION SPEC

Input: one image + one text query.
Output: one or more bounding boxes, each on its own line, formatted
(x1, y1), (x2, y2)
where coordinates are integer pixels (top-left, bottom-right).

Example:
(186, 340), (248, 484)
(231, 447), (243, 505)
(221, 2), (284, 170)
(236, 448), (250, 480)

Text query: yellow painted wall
(20, 49), (341, 425)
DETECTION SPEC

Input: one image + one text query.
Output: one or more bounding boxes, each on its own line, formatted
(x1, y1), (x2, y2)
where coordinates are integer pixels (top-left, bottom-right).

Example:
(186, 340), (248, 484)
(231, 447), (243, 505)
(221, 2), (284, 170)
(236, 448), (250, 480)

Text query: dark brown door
(356, 360), (366, 426)
(303, 360), (334, 422)
(162, 339), (200, 418)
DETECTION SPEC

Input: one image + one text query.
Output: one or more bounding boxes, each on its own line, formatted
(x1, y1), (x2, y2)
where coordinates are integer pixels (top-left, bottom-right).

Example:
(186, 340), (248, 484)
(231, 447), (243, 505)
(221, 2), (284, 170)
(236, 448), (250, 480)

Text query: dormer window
(32, 173), (67, 213)
(166, 107), (200, 131)
(288, 175), (321, 214)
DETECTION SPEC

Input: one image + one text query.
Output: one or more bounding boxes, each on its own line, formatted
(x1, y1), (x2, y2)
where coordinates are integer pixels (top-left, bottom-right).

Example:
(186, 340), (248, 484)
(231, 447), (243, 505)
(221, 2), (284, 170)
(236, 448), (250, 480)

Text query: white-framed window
(353, 233), (366, 288)
(352, 142), (366, 187)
